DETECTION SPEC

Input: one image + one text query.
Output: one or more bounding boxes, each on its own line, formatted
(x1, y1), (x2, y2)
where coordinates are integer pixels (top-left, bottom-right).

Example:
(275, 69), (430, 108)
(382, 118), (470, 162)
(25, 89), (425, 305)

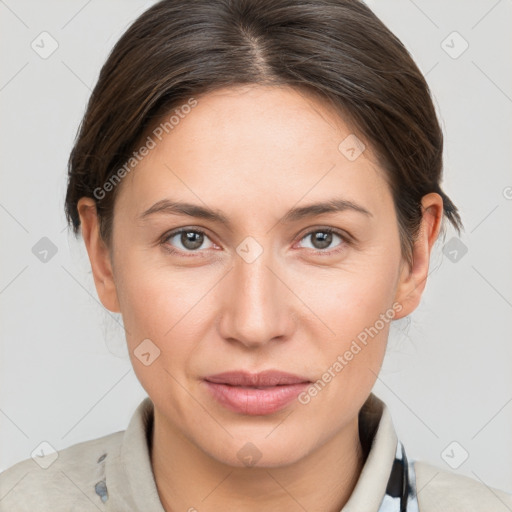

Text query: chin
(196, 427), (313, 469)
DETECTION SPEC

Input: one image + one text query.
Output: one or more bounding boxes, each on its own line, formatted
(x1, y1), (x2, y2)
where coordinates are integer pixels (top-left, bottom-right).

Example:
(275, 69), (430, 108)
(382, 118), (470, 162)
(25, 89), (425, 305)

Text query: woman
(1, 0), (510, 510)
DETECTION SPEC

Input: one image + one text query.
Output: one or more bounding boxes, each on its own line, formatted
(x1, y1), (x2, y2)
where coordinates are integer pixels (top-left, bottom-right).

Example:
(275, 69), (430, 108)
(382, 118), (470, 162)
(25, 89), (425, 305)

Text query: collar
(348, 394), (420, 512)
(104, 393), (418, 511)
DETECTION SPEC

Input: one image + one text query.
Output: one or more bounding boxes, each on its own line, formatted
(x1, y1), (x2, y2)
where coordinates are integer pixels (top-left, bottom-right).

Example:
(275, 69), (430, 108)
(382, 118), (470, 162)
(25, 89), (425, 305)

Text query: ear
(393, 192), (444, 319)
(77, 197), (121, 313)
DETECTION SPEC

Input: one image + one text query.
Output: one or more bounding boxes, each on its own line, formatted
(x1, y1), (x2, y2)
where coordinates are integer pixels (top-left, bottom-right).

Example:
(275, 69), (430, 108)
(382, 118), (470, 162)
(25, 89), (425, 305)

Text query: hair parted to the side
(64, 0), (463, 267)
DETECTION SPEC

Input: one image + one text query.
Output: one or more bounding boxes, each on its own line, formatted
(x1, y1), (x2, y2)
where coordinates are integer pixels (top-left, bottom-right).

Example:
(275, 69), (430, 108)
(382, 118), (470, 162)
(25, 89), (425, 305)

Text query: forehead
(115, 85), (391, 223)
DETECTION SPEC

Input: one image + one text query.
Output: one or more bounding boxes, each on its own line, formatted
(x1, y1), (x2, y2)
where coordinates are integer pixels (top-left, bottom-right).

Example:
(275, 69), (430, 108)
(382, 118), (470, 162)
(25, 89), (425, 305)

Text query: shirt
(0, 393), (511, 511)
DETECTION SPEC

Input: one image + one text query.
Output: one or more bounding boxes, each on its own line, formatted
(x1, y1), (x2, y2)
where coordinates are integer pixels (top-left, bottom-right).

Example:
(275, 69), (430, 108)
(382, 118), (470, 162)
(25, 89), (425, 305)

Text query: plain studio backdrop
(1, 0), (511, 493)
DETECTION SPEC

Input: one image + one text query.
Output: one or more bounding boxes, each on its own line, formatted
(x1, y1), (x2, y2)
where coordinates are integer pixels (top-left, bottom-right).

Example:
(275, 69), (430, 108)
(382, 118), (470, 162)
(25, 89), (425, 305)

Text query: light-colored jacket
(1, 394), (510, 511)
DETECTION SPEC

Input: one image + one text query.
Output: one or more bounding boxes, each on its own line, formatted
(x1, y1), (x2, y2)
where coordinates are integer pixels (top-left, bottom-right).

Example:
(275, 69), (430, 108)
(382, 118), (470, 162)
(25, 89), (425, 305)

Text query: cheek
(299, 251), (400, 338)
(115, 264), (209, 408)
(115, 244), (200, 332)
(336, 269), (398, 335)
(292, 264), (398, 425)
(294, 245), (401, 390)
(113, 252), (203, 371)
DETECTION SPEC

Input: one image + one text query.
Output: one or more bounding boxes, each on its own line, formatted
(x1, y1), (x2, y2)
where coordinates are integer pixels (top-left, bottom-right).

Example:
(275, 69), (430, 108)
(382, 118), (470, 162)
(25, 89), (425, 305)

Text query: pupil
(313, 231), (331, 249)
(182, 231), (203, 250)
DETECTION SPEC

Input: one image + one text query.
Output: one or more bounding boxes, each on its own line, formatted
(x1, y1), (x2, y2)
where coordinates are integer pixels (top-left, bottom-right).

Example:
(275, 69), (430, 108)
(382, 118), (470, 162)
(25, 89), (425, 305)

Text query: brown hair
(64, 0), (463, 266)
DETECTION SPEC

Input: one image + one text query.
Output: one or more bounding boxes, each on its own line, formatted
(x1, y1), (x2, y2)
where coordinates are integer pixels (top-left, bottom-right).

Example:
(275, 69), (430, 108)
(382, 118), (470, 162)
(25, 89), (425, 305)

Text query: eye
(162, 228), (215, 254)
(160, 226), (350, 257)
(296, 228), (348, 254)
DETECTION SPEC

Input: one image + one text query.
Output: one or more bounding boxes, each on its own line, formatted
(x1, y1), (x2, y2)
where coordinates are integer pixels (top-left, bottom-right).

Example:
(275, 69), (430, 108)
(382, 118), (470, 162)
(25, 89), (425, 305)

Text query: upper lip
(204, 370), (311, 387)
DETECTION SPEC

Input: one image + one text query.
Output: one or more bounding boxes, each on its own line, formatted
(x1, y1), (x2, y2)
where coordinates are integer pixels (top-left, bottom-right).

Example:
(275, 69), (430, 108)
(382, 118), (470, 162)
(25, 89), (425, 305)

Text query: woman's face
(81, 85), (433, 467)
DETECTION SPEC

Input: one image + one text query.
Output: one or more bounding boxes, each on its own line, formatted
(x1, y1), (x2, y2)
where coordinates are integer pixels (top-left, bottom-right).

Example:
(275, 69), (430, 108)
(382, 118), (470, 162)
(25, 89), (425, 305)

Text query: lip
(203, 370), (311, 416)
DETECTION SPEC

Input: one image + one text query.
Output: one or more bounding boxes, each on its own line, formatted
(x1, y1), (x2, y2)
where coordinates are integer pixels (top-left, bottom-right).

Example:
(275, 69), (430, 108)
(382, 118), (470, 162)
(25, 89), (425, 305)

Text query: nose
(217, 247), (296, 349)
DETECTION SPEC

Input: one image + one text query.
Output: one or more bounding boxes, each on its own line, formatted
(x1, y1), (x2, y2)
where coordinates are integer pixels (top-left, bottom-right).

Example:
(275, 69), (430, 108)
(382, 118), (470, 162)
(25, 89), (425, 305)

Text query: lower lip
(203, 381), (310, 415)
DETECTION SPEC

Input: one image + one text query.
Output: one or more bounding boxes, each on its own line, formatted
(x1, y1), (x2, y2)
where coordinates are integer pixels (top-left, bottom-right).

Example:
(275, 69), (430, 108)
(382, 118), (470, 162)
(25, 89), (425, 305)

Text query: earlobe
(77, 197), (121, 313)
(393, 193), (444, 319)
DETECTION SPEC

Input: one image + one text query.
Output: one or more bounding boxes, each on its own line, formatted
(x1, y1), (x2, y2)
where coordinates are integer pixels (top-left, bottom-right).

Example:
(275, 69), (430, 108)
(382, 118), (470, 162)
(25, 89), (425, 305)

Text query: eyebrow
(138, 197), (372, 227)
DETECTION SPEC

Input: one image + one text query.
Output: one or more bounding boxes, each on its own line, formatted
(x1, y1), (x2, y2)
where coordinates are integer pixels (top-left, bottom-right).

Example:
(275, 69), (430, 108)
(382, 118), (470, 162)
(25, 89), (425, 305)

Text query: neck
(151, 409), (365, 512)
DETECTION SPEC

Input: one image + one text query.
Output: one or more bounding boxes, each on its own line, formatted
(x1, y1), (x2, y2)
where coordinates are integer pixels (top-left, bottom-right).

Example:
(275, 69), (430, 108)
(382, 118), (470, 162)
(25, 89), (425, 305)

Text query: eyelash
(160, 226), (351, 257)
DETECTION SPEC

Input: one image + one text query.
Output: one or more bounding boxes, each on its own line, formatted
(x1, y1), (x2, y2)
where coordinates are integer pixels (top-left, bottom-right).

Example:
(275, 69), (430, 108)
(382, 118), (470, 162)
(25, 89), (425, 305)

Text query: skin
(78, 84), (443, 512)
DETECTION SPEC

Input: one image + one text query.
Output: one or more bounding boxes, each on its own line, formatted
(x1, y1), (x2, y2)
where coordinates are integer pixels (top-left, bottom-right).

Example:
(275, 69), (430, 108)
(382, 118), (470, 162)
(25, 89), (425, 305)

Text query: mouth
(203, 370), (311, 416)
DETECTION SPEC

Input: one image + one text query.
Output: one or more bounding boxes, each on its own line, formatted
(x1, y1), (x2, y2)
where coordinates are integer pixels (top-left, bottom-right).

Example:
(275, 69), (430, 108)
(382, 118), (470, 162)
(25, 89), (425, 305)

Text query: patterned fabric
(378, 441), (419, 512)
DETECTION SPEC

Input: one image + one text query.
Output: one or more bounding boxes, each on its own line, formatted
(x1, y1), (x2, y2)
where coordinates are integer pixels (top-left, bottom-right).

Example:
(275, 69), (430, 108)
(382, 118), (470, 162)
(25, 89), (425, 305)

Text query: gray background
(1, 0), (511, 495)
